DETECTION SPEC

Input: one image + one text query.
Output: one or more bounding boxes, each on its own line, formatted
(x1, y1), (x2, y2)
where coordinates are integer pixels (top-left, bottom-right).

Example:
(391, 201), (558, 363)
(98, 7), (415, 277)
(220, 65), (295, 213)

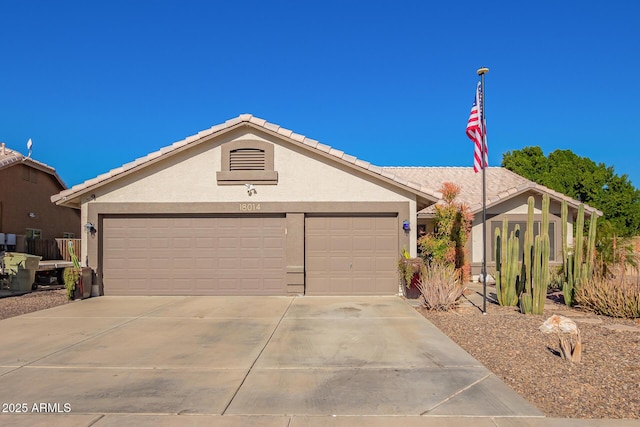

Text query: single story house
(52, 115), (600, 295)
(52, 115), (440, 296)
(1, 142), (80, 250)
(383, 167), (602, 278)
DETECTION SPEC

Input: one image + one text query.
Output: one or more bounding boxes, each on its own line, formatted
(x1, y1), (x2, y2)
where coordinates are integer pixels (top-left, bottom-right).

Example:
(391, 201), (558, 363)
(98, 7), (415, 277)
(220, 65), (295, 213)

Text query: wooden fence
(24, 238), (81, 262)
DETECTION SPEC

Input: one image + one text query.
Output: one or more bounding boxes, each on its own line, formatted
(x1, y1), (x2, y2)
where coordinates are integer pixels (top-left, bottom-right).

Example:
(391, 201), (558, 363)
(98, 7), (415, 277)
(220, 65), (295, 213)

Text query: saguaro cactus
(521, 194), (550, 315)
(561, 203), (597, 306)
(573, 205), (585, 287)
(494, 217), (520, 306)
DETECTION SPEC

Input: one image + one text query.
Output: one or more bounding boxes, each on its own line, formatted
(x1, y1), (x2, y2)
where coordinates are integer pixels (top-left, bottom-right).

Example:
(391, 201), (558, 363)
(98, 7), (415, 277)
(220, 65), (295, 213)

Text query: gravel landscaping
(0, 287), (69, 320)
(419, 292), (640, 419)
(1, 287), (638, 419)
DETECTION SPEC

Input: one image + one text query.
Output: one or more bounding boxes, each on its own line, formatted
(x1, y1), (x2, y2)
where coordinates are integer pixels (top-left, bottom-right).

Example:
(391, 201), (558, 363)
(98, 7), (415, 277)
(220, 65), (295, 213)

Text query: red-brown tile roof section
(382, 166), (603, 217)
(51, 114), (442, 204)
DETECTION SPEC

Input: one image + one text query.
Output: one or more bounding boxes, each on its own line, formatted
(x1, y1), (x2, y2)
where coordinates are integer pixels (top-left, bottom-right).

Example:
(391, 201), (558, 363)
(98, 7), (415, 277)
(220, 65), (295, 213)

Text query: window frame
(25, 228), (42, 239)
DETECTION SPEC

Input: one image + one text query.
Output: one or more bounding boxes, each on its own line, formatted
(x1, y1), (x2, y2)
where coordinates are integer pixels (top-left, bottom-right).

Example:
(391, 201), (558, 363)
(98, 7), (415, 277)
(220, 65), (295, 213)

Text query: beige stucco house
(52, 115), (601, 295)
(384, 167), (602, 278)
(52, 115), (440, 296)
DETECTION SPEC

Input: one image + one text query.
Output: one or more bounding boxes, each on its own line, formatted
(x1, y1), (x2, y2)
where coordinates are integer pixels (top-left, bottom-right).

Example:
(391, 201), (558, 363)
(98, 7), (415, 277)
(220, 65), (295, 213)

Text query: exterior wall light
(84, 222), (97, 234)
(402, 220), (410, 231)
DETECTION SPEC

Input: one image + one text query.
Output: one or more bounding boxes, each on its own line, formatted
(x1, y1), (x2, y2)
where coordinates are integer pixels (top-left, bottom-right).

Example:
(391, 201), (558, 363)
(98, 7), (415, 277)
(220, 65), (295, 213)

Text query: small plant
(417, 262), (466, 311)
(548, 266), (564, 292)
(398, 256), (426, 289)
(63, 267), (80, 300)
(574, 275), (640, 318)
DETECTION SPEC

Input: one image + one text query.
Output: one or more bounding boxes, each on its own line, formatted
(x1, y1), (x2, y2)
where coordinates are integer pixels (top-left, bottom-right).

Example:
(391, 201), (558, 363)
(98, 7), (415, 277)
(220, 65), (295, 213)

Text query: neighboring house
(0, 143), (80, 250)
(383, 167), (603, 278)
(52, 114), (440, 296)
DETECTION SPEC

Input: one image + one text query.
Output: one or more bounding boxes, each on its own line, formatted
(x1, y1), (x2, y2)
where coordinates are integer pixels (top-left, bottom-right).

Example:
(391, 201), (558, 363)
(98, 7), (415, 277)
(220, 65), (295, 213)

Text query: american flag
(466, 81), (488, 173)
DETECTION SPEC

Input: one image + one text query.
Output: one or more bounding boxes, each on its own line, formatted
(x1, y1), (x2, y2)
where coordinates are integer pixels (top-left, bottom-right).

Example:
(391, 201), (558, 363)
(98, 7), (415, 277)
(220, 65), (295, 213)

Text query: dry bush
(418, 262), (466, 311)
(574, 275), (640, 318)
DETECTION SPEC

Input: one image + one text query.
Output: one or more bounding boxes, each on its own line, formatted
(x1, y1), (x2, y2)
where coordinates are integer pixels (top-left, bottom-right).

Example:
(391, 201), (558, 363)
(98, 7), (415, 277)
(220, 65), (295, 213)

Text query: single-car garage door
(305, 215), (398, 295)
(102, 216), (286, 296)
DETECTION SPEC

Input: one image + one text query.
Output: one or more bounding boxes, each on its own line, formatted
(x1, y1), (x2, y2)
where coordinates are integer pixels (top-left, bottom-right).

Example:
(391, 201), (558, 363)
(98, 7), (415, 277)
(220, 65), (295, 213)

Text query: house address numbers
(239, 203), (261, 211)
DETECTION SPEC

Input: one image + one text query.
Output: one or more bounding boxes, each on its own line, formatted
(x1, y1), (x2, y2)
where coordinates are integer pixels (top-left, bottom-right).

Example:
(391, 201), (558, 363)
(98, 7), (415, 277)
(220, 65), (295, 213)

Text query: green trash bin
(3, 252), (42, 293)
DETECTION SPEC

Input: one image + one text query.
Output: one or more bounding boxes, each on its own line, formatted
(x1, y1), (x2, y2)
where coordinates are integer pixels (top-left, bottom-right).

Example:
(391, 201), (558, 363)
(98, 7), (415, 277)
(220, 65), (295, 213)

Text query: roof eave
(52, 115), (442, 207)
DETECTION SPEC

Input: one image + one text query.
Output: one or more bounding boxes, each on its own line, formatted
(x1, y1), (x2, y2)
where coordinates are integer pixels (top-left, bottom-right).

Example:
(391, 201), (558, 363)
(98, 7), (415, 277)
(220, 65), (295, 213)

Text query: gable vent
(230, 148), (265, 171)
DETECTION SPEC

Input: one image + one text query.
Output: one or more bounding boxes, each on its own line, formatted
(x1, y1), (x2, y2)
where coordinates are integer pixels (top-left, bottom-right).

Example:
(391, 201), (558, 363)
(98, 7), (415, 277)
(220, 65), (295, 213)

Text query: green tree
(502, 147), (640, 237)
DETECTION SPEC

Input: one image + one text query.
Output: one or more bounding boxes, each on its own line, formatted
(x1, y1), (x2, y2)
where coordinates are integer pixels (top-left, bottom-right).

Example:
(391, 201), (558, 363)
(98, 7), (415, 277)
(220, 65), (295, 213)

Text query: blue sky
(2, 1), (638, 190)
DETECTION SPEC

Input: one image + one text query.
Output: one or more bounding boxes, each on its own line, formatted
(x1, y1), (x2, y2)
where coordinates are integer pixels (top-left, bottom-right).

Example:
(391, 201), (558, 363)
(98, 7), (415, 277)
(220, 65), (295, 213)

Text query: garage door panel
(330, 236), (351, 250)
(306, 216), (398, 295)
(329, 257), (350, 271)
(218, 237), (238, 250)
(264, 257), (284, 269)
(102, 216), (286, 295)
(352, 256), (373, 271)
(154, 279), (172, 290)
(195, 237), (214, 248)
(352, 236), (374, 250)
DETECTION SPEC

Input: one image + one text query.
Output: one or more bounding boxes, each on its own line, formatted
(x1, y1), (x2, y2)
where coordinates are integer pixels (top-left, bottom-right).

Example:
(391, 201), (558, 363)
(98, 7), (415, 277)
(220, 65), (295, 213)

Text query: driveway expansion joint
(220, 296), (296, 415)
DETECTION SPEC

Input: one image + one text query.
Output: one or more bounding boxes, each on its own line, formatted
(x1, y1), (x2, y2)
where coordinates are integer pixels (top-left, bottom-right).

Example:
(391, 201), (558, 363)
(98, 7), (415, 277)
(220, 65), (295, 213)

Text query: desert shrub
(574, 276), (640, 318)
(418, 262), (466, 311)
(548, 266), (564, 291)
(595, 221), (638, 279)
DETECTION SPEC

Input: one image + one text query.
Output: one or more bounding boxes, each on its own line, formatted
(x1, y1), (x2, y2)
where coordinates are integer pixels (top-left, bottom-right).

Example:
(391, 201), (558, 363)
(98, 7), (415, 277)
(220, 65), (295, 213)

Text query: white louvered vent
(229, 148), (265, 171)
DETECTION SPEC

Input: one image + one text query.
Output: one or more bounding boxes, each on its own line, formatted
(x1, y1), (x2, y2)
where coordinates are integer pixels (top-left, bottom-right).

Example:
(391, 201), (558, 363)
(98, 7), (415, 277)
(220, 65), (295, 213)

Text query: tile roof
(0, 143), (66, 188)
(52, 114), (442, 205)
(382, 166), (603, 217)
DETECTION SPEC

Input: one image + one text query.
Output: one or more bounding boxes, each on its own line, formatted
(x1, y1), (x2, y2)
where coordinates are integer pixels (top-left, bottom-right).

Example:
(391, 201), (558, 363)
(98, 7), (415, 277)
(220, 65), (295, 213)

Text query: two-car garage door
(101, 215), (399, 296)
(102, 216), (287, 296)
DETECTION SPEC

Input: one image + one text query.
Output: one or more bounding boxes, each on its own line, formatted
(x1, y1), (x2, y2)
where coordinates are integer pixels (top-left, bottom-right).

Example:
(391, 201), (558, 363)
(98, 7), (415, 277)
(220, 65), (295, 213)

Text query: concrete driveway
(0, 296), (543, 426)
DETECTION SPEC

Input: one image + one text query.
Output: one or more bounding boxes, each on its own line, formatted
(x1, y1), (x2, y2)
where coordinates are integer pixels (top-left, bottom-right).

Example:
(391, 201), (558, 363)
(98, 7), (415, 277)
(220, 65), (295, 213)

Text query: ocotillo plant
(494, 217), (520, 307)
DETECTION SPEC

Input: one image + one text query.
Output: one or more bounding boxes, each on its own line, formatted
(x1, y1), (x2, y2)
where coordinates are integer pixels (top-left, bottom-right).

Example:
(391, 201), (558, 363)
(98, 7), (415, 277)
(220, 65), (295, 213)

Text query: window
(22, 166), (38, 183)
(217, 140), (278, 185)
(26, 228), (42, 239)
(490, 220), (556, 261)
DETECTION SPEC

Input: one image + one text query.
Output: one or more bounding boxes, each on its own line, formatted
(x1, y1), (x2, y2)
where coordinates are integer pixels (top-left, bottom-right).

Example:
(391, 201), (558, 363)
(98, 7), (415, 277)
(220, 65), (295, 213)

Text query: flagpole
(477, 66), (489, 314)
